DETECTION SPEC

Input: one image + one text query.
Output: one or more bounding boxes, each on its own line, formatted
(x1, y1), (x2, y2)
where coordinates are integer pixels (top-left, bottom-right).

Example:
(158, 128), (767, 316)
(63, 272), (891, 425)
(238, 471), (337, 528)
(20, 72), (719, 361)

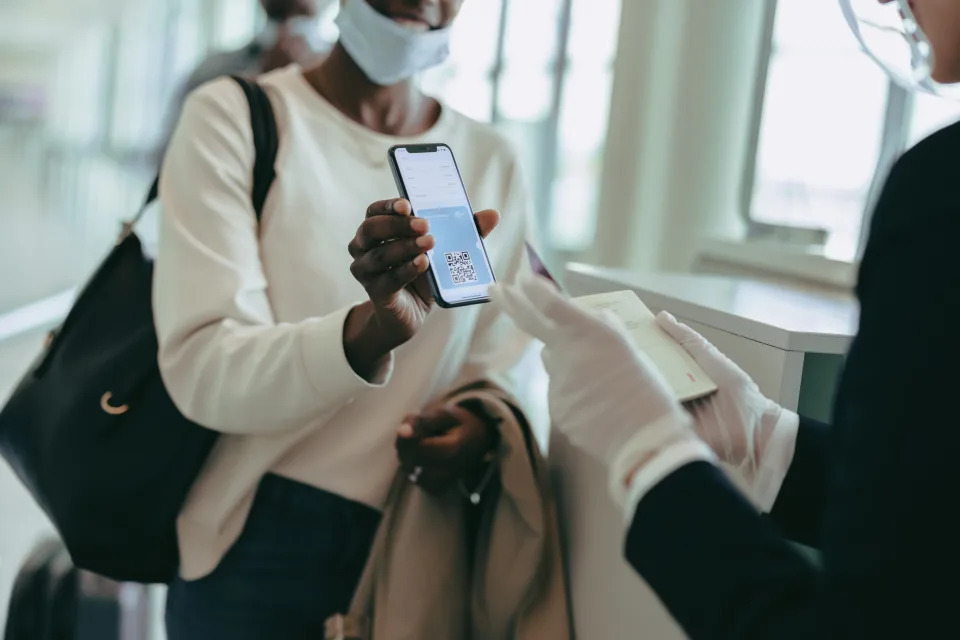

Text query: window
(109, 1), (173, 151)
(421, 0), (622, 252)
(0, 0), (244, 315)
(211, 0), (259, 51)
(748, 0), (960, 262)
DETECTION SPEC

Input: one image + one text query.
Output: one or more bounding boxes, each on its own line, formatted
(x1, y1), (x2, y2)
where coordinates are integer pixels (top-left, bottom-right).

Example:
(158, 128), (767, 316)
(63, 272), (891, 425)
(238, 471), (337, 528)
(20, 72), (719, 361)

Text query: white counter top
(565, 264), (859, 355)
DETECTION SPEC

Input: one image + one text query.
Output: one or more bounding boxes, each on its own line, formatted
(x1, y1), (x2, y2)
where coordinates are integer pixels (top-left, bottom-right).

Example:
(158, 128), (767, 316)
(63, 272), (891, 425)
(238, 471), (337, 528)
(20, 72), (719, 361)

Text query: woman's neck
(303, 43), (441, 137)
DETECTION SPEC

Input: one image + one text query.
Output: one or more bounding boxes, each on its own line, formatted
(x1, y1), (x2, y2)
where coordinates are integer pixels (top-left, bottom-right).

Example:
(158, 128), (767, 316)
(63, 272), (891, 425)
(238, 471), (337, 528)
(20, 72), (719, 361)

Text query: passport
(524, 242), (717, 402)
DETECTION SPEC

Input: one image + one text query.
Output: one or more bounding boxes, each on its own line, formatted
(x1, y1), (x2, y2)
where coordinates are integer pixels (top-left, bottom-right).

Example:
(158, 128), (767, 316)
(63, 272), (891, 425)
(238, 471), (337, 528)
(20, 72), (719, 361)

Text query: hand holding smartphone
(388, 144), (496, 308)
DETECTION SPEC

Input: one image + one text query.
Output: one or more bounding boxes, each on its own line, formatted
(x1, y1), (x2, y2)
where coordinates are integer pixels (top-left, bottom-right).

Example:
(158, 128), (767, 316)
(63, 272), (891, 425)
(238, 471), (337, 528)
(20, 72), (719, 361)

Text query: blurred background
(0, 0), (624, 318)
(3, 0), (960, 635)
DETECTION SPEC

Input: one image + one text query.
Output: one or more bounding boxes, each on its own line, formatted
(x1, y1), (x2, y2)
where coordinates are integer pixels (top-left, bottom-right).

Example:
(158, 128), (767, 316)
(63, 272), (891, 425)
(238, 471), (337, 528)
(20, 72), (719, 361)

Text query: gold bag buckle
(100, 392), (130, 416)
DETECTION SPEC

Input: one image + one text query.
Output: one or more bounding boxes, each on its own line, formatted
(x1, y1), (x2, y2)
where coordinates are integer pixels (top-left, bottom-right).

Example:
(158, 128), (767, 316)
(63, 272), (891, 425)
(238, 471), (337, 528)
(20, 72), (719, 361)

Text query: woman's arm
(155, 79), (393, 435)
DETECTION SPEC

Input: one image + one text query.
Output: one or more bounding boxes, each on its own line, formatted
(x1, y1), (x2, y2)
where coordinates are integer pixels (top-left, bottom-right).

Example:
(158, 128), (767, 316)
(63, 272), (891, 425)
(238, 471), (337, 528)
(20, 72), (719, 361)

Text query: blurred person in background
(492, 0), (960, 637)
(185, 0), (334, 91)
(158, 0), (335, 159)
(156, 0), (536, 637)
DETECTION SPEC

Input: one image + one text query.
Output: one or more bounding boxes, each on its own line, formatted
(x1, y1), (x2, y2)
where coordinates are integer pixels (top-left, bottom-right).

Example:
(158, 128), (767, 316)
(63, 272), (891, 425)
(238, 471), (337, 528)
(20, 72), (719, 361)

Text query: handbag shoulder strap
(139, 75), (279, 224)
(229, 75), (279, 221)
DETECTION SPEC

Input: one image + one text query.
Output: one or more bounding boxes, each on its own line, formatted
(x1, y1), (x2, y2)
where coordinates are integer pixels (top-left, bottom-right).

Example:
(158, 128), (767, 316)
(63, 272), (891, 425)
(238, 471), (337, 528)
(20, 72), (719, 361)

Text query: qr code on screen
(444, 251), (478, 285)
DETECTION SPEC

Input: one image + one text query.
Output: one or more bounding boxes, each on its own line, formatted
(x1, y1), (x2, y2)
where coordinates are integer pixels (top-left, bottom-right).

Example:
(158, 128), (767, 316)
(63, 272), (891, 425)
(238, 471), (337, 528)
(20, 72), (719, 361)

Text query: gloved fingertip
(656, 311), (685, 339)
(655, 310), (677, 326)
(657, 311), (703, 343)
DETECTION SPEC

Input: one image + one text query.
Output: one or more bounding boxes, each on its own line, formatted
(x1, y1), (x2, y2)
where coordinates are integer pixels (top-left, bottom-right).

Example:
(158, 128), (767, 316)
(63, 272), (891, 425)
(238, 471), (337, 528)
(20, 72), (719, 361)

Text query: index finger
(407, 406), (461, 439)
(400, 430), (463, 466)
(366, 198), (412, 218)
(351, 215), (429, 255)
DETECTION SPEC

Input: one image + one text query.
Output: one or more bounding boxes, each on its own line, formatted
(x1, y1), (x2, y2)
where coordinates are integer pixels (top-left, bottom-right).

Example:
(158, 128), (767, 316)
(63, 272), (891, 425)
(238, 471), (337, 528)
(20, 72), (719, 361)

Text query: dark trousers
(165, 474), (380, 640)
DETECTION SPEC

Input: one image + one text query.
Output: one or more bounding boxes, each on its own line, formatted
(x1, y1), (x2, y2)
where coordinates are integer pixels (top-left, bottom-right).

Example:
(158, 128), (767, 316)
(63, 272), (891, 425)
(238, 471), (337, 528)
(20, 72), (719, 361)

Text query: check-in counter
(554, 264), (857, 638)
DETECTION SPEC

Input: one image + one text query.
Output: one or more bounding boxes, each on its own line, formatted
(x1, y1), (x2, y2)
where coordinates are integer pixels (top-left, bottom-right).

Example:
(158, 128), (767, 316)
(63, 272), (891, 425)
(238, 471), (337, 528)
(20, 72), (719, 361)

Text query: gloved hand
(656, 312), (799, 511)
(490, 277), (715, 517)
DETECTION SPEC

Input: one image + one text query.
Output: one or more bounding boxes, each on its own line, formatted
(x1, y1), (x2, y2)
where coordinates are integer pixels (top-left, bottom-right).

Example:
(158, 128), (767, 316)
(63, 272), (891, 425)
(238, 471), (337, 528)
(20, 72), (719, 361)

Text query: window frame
(483, 0), (577, 253)
(740, 0), (917, 261)
(471, 0), (618, 257)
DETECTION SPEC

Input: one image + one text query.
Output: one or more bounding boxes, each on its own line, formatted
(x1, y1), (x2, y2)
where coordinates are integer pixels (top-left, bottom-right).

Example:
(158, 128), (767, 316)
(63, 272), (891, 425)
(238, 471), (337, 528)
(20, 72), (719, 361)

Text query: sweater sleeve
(154, 78), (392, 435)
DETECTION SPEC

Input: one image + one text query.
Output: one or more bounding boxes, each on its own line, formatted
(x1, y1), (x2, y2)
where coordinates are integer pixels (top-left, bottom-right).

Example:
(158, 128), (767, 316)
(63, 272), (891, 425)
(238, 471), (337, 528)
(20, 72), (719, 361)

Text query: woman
(493, 0), (960, 637)
(155, 0), (535, 636)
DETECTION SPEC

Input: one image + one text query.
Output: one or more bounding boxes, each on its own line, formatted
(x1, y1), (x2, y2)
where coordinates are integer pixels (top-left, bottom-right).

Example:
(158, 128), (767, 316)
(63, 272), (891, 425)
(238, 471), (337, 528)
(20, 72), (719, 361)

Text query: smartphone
(388, 144), (496, 308)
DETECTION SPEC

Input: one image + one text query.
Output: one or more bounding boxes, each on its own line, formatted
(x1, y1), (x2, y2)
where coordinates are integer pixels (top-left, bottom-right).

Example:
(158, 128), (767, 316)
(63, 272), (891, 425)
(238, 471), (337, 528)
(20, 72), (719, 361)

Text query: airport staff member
(493, 0), (960, 637)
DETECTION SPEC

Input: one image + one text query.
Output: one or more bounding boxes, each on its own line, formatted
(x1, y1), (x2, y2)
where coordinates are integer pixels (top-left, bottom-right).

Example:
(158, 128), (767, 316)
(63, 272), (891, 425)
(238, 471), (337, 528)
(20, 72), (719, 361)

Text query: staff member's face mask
(335, 0), (454, 86)
(841, 0), (960, 97)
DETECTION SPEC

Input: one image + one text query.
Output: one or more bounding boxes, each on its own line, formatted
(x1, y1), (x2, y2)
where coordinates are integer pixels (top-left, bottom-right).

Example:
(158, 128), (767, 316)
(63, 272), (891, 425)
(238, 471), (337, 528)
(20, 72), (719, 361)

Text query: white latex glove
(657, 312), (799, 511)
(490, 277), (715, 517)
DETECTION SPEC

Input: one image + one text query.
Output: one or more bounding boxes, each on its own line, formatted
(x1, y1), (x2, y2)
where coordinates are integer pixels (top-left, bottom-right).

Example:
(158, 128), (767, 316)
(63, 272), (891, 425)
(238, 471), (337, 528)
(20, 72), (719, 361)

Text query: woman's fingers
(399, 430), (463, 466)
(349, 197), (435, 302)
(365, 198), (412, 218)
(350, 236), (435, 279)
(363, 256), (430, 302)
(349, 213), (428, 257)
(350, 203), (493, 261)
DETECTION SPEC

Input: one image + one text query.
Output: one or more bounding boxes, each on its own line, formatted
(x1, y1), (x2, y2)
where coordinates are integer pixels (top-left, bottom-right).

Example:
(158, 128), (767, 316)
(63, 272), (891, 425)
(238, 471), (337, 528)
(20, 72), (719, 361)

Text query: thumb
(407, 405), (459, 439)
(474, 209), (500, 239)
(657, 311), (746, 384)
(656, 311), (715, 361)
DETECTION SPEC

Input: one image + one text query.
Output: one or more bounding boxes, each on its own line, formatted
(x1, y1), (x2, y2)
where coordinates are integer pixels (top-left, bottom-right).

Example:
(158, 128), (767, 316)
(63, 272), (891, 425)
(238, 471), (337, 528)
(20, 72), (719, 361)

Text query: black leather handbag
(0, 76), (278, 584)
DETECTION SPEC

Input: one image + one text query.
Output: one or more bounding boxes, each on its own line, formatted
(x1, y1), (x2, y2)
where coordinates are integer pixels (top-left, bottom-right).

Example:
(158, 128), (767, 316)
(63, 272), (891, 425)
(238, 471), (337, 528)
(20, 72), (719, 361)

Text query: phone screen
(392, 145), (495, 306)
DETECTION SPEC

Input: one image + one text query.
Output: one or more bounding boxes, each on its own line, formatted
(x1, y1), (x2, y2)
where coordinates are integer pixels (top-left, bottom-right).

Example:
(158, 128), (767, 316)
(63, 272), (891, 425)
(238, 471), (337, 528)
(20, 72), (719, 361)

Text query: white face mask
(335, 0), (452, 86)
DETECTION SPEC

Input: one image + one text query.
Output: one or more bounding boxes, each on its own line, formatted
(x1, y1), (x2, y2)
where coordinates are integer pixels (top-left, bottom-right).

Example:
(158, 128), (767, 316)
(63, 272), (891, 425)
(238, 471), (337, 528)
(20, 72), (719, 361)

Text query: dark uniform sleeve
(766, 417), (829, 547)
(624, 121), (960, 639)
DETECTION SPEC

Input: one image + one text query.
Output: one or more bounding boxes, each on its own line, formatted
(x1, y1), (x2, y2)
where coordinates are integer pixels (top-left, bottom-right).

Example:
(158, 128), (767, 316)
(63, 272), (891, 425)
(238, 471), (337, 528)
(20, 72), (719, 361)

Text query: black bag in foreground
(0, 76), (278, 583)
